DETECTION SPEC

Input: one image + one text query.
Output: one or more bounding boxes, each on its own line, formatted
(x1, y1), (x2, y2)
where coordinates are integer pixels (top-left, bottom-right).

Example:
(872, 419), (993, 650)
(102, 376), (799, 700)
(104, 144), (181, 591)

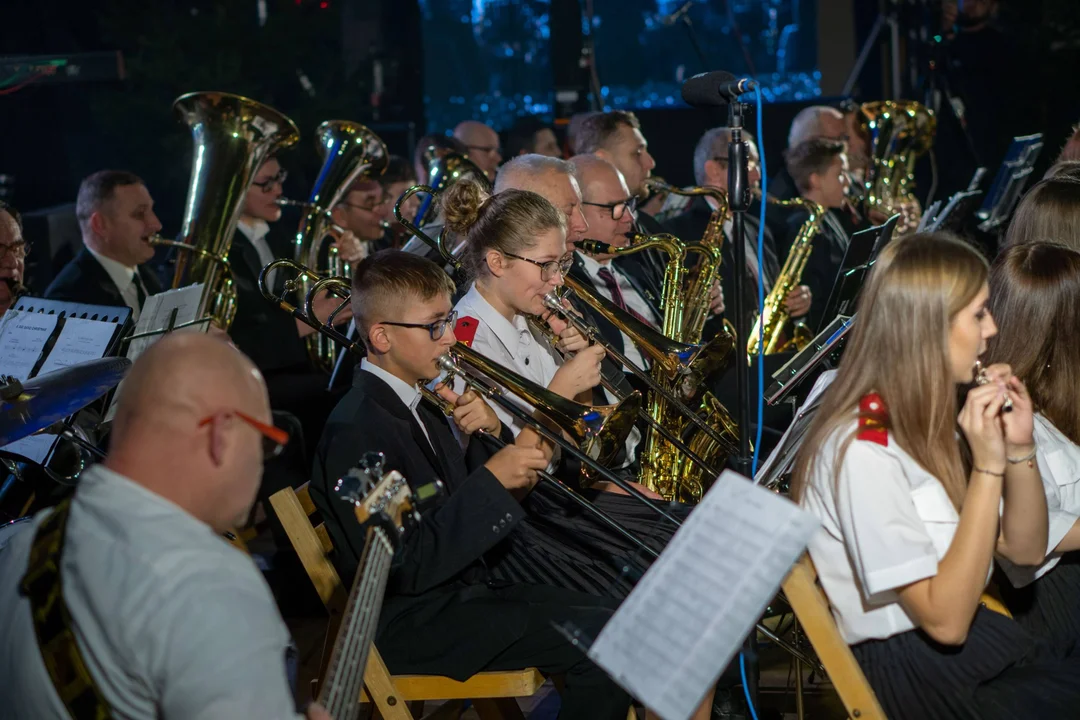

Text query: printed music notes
(0, 310), (59, 381)
(37, 317), (117, 376)
(588, 470), (820, 720)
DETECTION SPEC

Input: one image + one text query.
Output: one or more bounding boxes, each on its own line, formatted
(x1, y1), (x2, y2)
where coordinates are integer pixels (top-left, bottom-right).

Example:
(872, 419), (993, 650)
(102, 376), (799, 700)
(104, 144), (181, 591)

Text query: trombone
(256, 258), (682, 531)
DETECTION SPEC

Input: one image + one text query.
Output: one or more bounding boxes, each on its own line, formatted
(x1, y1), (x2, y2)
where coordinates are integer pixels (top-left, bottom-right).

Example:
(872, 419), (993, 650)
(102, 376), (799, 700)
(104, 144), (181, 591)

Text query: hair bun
(442, 180), (490, 236)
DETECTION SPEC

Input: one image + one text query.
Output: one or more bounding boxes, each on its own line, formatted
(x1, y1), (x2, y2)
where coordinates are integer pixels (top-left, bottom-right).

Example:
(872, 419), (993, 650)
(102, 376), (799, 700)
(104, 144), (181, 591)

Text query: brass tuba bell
(165, 92), (300, 330)
(858, 100), (936, 230)
(292, 121), (388, 373)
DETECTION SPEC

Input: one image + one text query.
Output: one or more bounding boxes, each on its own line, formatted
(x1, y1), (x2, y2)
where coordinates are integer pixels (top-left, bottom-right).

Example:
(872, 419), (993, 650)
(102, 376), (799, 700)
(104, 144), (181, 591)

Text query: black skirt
(999, 553), (1080, 660)
(852, 607), (1080, 720)
(484, 481), (690, 599)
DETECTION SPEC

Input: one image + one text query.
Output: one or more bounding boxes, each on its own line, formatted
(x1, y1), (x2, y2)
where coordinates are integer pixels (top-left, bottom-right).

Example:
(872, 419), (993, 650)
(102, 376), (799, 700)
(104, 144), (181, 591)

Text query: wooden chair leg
(472, 697), (525, 720)
(363, 649), (414, 720)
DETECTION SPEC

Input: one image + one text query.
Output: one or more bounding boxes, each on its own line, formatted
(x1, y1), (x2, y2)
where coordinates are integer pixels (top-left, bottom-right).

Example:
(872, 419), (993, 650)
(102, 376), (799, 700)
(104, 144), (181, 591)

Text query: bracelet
(973, 466), (1006, 478)
(1007, 447), (1038, 464)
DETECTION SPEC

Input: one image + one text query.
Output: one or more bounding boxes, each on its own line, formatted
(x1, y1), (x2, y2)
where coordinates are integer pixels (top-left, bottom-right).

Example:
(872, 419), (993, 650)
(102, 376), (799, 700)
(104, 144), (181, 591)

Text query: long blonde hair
(790, 233), (989, 509)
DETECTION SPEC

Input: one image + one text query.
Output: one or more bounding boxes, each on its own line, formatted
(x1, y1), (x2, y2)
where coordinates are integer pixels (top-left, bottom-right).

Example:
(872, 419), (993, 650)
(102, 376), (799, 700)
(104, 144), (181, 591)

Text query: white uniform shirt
(454, 284), (640, 467)
(1000, 413), (1080, 587)
(86, 247), (146, 321)
(576, 251), (657, 373)
(0, 465), (302, 719)
(801, 415), (992, 644)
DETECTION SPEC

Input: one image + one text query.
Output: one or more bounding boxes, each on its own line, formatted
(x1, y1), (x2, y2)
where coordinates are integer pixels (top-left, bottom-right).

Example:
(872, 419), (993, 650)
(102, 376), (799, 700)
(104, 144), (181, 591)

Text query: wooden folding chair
(269, 484), (546, 720)
(781, 554), (887, 720)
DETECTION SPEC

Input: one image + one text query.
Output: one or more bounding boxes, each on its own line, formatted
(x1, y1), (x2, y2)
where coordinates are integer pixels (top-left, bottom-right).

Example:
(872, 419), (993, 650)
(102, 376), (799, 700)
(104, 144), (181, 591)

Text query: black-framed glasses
(0, 240), (29, 260)
(503, 252), (573, 282)
(252, 170), (288, 193)
(380, 309), (458, 341)
(582, 197), (637, 221)
(339, 198), (388, 213)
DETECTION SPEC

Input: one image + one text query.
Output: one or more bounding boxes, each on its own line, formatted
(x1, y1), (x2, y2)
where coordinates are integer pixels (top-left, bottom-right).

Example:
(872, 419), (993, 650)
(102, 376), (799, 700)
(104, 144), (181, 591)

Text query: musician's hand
(485, 445), (548, 491)
(784, 286), (812, 318)
(516, 427), (554, 462)
(708, 280), (725, 315)
(333, 229), (369, 265)
(867, 208), (890, 225)
(306, 703), (333, 720)
(310, 290), (353, 327)
(436, 383), (500, 435)
(549, 345), (605, 399)
(958, 382), (1008, 474)
(981, 363), (1035, 450)
(544, 301), (589, 353)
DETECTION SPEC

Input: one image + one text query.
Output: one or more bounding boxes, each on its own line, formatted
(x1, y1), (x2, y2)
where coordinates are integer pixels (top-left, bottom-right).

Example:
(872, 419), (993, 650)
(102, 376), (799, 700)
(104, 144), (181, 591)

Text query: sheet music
(588, 471), (820, 720)
(126, 284), (206, 364)
(37, 316), (116, 376)
(0, 310), (60, 381)
(756, 369), (837, 486)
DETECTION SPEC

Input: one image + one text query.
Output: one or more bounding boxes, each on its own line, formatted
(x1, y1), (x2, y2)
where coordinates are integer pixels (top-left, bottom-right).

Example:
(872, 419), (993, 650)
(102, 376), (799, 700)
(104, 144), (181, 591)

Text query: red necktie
(596, 266), (653, 327)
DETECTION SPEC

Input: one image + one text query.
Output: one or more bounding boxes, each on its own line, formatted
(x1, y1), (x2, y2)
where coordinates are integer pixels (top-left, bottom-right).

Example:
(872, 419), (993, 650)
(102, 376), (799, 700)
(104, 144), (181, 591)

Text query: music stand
(765, 314), (855, 406)
(924, 189), (984, 234)
(976, 133), (1044, 234)
(820, 215), (898, 326)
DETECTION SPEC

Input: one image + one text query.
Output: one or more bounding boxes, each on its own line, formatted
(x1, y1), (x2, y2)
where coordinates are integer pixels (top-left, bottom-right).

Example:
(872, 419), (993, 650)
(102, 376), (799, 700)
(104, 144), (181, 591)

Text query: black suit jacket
(227, 227), (310, 372)
(662, 197), (780, 337)
(44, 246), (163, 309)
(784, 208), (850, 332)
(614, 210), (667, 306)
(310, 369), (530, 676)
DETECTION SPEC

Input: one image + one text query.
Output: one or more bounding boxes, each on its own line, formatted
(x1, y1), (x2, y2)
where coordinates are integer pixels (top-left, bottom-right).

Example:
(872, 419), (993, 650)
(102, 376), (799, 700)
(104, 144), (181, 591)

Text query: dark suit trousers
(381, 583), (630, 720)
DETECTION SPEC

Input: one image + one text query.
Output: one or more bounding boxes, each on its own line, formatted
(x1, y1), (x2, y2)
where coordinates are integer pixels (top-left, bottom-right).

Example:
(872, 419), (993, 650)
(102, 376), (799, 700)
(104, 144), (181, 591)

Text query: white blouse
(453, 284), (640, 467)
(801, 411), (991, 644)
(1000, 413), (1080, 588)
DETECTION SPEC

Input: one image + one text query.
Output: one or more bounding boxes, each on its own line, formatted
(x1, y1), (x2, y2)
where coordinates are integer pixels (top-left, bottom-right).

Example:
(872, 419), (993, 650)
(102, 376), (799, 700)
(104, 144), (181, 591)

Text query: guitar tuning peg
(334, 467), (369, 505)
(358, 451), (386, 481)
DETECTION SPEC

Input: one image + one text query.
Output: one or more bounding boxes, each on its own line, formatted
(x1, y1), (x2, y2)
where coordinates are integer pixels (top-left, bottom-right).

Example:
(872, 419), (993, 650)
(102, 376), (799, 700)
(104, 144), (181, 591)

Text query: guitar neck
(316, 525), (394, 720)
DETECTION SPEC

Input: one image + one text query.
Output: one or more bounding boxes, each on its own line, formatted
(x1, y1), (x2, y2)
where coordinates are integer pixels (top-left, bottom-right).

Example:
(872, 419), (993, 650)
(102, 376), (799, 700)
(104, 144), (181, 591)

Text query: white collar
(86, 245), (138, 293)
(459, 284), (531, 359)
(360, 358), (422, 413)
(575, 250), (611, 277)
(236, 217), (270, 243)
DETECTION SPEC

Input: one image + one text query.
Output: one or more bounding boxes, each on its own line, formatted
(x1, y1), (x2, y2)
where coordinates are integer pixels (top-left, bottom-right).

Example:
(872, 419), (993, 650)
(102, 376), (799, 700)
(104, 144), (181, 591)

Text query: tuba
(291, 121), (388, 373)
(412, 150), (493, 227)
(858, 100), (936, 233)
(747, 195), (824, 355)
(163, 92), (299, 330)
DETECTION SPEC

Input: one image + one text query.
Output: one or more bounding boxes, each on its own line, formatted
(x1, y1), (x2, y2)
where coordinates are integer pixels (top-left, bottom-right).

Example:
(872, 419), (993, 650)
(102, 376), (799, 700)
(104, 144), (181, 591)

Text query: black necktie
(133, 272), (147, 309)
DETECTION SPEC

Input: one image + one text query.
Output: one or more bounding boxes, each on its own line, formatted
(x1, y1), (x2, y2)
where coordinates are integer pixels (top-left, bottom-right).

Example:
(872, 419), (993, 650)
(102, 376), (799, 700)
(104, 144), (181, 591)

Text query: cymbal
(0, 358), (131, 447)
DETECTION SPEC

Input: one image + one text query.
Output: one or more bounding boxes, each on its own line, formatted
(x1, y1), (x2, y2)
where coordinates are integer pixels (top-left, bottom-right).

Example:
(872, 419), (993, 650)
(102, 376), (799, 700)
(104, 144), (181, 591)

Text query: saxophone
(747, 196), (824, 355)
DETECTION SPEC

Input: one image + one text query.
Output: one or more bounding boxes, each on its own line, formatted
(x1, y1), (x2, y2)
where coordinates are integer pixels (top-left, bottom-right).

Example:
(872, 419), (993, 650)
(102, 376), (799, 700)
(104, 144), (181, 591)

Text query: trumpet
(974, 360), (1014, 413)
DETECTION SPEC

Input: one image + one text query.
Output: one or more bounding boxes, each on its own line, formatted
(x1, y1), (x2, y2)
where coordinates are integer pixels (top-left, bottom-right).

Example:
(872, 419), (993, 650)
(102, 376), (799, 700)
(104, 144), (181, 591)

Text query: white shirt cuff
(864, 554), (939, 597)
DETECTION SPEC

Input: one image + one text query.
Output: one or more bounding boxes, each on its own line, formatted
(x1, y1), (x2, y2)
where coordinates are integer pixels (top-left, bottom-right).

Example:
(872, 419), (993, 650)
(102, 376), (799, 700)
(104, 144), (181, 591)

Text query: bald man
(0, 334), (330, 720)
(453, 120), (502, 180)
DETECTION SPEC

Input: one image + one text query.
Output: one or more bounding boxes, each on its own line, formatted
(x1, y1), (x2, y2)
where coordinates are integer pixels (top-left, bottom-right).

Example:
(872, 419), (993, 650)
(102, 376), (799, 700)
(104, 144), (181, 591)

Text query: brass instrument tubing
(543, 293), (734, 453)
(416, 385), (660, 561)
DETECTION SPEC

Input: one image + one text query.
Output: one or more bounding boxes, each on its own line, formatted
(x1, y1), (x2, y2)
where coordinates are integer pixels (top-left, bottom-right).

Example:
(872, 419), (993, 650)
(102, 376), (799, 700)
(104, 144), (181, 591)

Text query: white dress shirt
(801, 420), (992, 644)
(576, 251), (656, 373)
(237, 217), (278, 288)
(360, 358), (433, 451)
(1000, 413), (1080, 587)
(86, 247), (146, 321)
(454, 284), (640, 468)
(0, 465), (302, 719)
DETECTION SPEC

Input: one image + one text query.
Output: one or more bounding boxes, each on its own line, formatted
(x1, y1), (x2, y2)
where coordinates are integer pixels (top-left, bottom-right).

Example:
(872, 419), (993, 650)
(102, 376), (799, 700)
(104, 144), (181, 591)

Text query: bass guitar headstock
(334, 451), (441, 542)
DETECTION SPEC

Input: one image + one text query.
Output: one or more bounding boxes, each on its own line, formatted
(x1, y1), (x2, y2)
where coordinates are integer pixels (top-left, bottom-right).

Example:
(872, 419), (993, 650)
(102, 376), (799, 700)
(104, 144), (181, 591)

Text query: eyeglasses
(198, 410), (290, 460)
(712, 156), (761, 173)
(503, 252), (573, 282)
(380, 309), (458, 341)
(0, 241), (29, 260)
(251, 170), (288, 193)
(339, 198), (388, 213)
(467, 144), (502, 155)
(582, 198), (637, 221)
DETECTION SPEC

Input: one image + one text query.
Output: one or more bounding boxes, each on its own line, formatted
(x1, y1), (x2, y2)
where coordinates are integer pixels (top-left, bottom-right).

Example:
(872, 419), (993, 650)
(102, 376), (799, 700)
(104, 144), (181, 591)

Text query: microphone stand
(727, 99), (752, 476)
(669, 2), (710, 73)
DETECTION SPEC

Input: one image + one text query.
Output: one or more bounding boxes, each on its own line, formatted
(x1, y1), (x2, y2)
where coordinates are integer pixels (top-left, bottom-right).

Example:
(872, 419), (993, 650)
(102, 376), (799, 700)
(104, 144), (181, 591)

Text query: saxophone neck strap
(20, 500), (114, 720)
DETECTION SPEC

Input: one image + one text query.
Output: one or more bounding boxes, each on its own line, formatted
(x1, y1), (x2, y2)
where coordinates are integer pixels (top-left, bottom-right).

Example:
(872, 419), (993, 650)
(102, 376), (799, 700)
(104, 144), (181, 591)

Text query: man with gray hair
(45, 170), (164, 320)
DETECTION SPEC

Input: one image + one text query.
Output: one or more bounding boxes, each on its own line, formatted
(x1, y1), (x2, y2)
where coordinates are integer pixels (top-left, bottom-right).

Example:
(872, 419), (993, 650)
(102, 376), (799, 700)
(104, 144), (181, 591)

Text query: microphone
(658, 0), (694, 26)
(680, 70), (757, 107)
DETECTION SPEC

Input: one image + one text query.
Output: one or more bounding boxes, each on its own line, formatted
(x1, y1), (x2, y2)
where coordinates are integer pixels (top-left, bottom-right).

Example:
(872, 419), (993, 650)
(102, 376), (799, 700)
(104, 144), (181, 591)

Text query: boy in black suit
(311, 250), (631, 719)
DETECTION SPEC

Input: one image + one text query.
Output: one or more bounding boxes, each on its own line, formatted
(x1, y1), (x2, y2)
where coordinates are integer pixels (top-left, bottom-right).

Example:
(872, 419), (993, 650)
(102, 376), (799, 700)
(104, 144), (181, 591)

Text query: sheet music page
(756, 369), (837, 484)
(126, 284), (205, 364)
(36, 316), (116, 376)
(588, 471), (820, 720)
(0, 310), (60, 381)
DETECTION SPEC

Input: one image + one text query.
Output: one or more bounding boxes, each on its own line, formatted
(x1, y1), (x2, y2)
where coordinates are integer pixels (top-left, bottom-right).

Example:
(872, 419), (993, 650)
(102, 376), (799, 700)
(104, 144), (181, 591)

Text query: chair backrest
(268, 483), (346, 610)
(781, 554), (887, 720)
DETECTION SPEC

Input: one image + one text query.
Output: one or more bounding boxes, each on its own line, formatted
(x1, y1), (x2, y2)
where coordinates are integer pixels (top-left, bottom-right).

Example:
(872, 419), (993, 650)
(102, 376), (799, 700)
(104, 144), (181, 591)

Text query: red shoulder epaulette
(857, 392), (888, 446)
(454, 316), (479, 347)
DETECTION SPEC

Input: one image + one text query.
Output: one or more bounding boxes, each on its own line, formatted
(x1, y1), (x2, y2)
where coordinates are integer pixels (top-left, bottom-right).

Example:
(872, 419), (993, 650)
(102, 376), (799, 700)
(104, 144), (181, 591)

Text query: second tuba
(858, 100), (936, 232)
(293, 121), (388, 373)
(166, 92), (300, 330)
